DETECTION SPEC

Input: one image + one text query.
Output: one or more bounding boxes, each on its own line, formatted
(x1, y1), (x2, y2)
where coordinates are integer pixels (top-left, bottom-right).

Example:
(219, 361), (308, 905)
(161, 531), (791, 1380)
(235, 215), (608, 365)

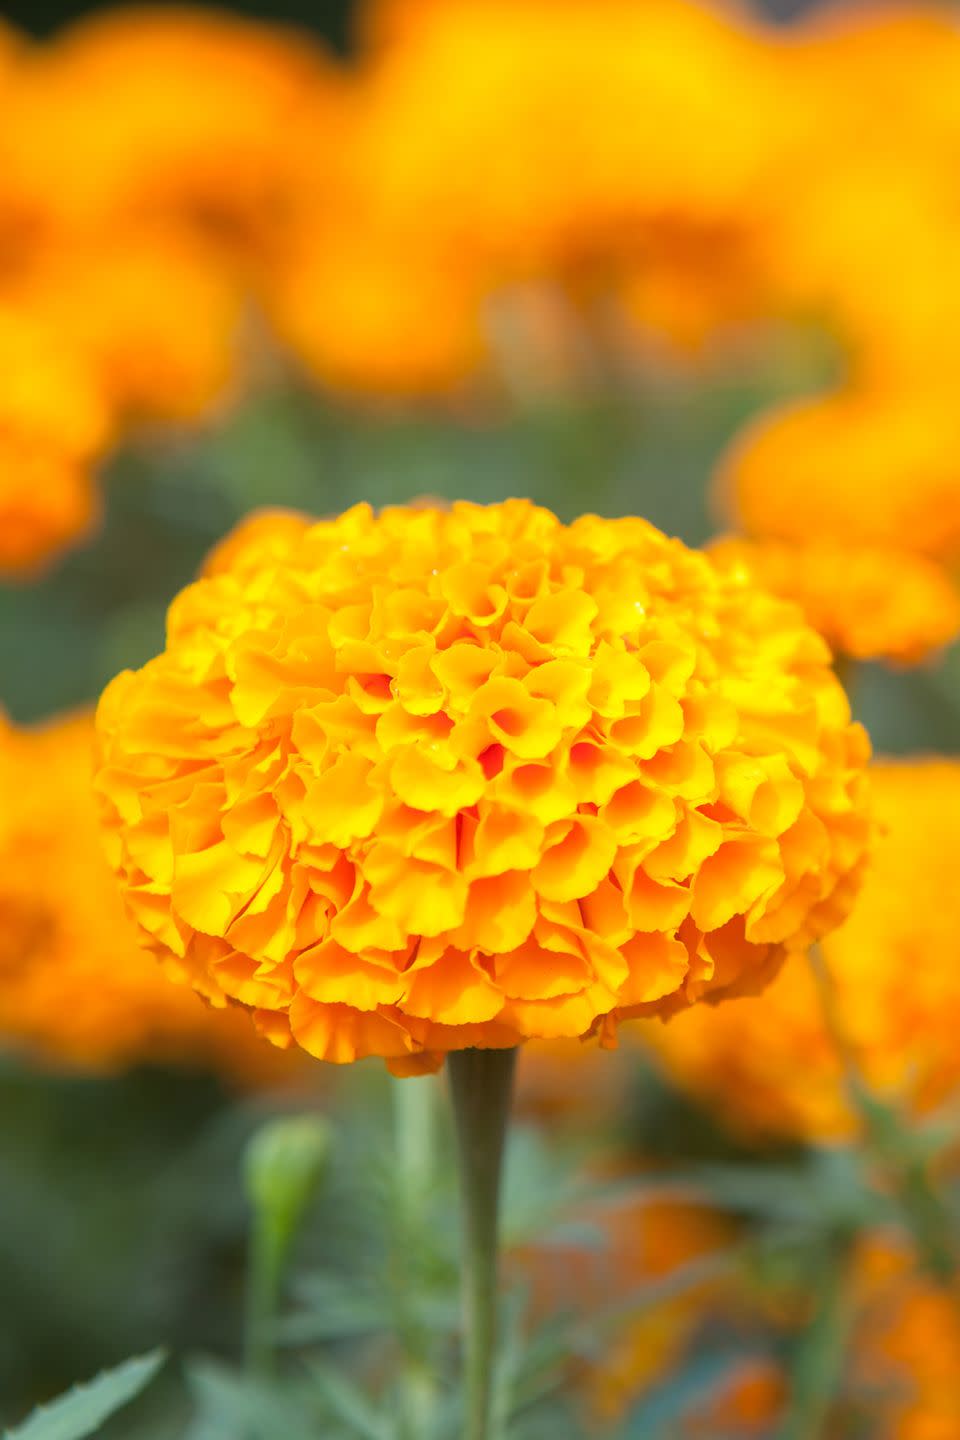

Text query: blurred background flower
(643, 758), (960, 1144)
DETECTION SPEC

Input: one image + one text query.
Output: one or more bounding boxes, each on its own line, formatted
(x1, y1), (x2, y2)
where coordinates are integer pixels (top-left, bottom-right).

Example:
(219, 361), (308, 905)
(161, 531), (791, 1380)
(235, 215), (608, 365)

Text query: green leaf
(4, 1351), (165, 1440)
(183, 1359), (322, 1440)
(619, 1349), (766, 1437)
(305, 1361), (392, 1440)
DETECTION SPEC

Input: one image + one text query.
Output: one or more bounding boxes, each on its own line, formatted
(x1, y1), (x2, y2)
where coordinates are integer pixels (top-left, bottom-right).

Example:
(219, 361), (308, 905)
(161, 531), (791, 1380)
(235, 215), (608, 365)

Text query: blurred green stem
(779, 1240), (853, 1440)
(395, 1071), (435, 1220)
(448, 1047), (518, 1440)
(243, 1115), (330, 1378)
(393, 1075), (438, 1439)
(245, 1211), (282, 1378)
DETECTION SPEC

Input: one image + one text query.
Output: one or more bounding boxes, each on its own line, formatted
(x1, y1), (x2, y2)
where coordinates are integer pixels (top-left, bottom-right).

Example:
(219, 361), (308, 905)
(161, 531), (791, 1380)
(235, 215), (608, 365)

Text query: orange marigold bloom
(0, 708), (303, 1083)
(1, 6), (335, 251)
(267, 0), (790, 395)
(708, 536), (960, 666)
(9, 231), (244, 426)
(849, 1235), (960, 1440)
(719, 390), (960, 565)
(0, 306), (113, 578)
(765, 5), (960, 389)
(95, 501), (871, 1072)
(645, 759), (960, 1144)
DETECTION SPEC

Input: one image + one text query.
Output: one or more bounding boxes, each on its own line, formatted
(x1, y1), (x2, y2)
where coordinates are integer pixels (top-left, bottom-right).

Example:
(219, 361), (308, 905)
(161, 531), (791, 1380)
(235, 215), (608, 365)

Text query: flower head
(718, 390), (960, 564)
(0, 709), (301, 1083)
(2, 7), (333, 248)
(708, 536), (960, 666)
(12, 229), (243, 425)
(646, 759), (960, 1143)
(95, 501), (871, 1073)
(0, 305), (112, 577)
(266, 0), (790, 395)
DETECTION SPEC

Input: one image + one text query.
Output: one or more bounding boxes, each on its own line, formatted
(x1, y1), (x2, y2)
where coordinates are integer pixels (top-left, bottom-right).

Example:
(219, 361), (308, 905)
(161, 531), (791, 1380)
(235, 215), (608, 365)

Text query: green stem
(779, 1240), (853, 1440)
(448, 1047), (519, 1440)
(392, 1075), (438, 1440)
(242, 1114), (330, 1378)
(395, 1071), (436, 1221)
(245, 1211), (283, 1377)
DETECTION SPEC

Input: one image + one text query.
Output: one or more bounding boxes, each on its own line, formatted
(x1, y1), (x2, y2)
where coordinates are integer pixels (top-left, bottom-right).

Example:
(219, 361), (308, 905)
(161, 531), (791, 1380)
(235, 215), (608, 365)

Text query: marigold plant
(691, 1235), (960, 1437)
(95, 500), (871, 1075)
(577, 1223), (960, 1437)
(0, 708), (301, 1083)
(850, 1235), (960, 1440)
(645, 759), (960, 1143)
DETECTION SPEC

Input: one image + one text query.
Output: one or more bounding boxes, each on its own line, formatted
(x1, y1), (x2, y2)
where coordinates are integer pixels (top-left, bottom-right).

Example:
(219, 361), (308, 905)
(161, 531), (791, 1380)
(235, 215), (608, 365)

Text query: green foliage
(3, 1353), (165, 1440)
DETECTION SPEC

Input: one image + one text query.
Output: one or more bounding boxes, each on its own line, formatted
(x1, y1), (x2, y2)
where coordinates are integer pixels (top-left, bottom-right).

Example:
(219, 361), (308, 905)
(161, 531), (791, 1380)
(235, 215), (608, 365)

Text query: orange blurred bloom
(708, 536), (960, 666)
(565, 1194), (732, 1424)
(9, 230), (244, 426)
(646, 759), (960, 1143)
(0, 306), (113, 578)
(719, 390), (960, 566)
(766, 5), (960, 386)
(266, 0), (791, 395)
(589, 1228), (960, 1436)
(95, 500), (870, 1073)
(1, 6), (336, 253)
(852, 1237), (960, 1440)
(0, 708), (304, 1083)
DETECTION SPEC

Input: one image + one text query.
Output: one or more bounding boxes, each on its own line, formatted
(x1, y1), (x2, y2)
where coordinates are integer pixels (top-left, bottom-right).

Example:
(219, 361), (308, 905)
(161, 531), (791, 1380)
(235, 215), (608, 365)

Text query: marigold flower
(645, 758), (960, 1143)
(708, 536), (960, 666)
(719, 390), (960, 565)
(265, 223), (486, 398)
(0, 306), (112, 577)
(95, 500), (870, 1073)
(1, 7), (335, 250)
(0, 708), (301, 1083)
(267, 0), (790, 394)
(766, 5), (960, 387)
(9, 230), (243, 425)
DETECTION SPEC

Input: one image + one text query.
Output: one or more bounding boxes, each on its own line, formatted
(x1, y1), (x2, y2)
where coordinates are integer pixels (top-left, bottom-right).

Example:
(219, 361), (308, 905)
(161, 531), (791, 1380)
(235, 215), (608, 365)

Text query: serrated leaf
(4, 1350), (165, 1440)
